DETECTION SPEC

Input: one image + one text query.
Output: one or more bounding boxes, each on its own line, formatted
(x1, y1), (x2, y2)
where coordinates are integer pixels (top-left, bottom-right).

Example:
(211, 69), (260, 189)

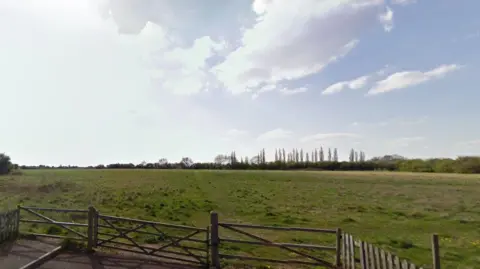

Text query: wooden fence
(14, 205), (209, 267)
(211, 212), (340, 268)
(0, 208), (19, 243)
(0, 206), (443, 269)
(96, 213), (209, 267)
(18, 205), (90, 241)
(342, 233), (441, 269)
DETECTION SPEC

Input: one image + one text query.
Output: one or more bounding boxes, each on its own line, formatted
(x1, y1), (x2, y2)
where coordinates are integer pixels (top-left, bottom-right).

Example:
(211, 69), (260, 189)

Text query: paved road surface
(40, 251), (202, 269)
(1, 238), (201, 269)
(1, 238), (58, 269)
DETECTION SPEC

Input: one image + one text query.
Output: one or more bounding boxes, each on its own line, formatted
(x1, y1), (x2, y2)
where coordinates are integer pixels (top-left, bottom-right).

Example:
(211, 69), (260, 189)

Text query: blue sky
(1, 0), (479, 166)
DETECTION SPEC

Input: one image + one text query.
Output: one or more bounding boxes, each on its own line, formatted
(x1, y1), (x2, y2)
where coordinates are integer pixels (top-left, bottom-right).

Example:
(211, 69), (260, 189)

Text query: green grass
(1, 169), (480, 268)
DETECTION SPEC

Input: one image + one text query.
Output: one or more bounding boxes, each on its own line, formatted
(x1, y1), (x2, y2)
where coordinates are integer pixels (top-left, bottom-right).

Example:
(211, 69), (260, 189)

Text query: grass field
(1, 169), (479, 268)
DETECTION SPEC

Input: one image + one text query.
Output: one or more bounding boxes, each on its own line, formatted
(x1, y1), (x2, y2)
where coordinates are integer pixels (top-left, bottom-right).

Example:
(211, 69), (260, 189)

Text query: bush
(0, 153), (12, 175)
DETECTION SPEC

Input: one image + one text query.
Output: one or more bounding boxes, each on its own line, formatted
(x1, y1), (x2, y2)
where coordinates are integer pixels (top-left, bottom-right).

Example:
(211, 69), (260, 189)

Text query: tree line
(1, 148), (480, 175)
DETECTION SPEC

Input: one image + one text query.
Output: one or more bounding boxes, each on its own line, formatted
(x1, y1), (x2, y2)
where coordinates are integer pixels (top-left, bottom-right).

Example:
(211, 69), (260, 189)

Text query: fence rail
(96, 212), (209, 266)
(210, 212), (340, 269)
(1, 206), (443, 269)
(18, 205), (89, 241)
(218, 222), (338, 233)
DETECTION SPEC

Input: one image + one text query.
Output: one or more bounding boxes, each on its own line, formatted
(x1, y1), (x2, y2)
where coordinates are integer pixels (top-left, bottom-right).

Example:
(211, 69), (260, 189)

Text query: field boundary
(2, 206), (442, 269)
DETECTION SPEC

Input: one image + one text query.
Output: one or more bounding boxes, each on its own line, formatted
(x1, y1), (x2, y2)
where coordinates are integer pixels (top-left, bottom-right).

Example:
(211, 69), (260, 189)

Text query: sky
(1, 0), (479, 166)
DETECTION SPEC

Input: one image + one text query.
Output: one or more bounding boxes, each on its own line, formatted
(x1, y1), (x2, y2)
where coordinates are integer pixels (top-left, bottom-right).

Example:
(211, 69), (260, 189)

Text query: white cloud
(251, 84), (277, 99)
(300, 133), (359, 143)
(252, 0), (272, 15)
(257, 128), (293, 141)
(322, 65), (395, 95)
(212, 0), (391, 98)
(367, 64), (462, 95)
(149, 36), (226, 95)
(253, 85), (308, 99)
(322, 75), (370, 95)
(378, 6), (394, 32)
(2, 0), (101, 27)
(348, 76), (370, 89)
(1, 0), (414, 100)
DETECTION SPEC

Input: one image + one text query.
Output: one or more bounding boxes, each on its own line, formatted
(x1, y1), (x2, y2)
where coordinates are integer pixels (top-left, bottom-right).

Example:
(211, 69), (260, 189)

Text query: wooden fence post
(15, 205), (21, 238)
(432, 234), (440, 269)
(206, 226), (210, 268)
(359, 241), (367, 269)
(210, 211), (220, 269)
(335, 228), (342, 268)
(87, 206), (95, 252)
(92, 207), (98, 248)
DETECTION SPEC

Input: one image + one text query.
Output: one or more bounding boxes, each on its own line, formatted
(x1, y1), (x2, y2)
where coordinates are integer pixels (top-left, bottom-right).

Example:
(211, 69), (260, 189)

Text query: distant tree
(230, 151), (238, 164)
(319, 147), (324, 162)
(214, 154), (230, 165)
(14, 146), (480, 174)
(452, 156), (480, 173)
(250, 155), (260, 165)
(180, 157), (194, 168)
(0, 153), (13, 175)
(371, 154), (406, 162)
(158, 158), (168, 166)
(349, 149), (355, 162)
